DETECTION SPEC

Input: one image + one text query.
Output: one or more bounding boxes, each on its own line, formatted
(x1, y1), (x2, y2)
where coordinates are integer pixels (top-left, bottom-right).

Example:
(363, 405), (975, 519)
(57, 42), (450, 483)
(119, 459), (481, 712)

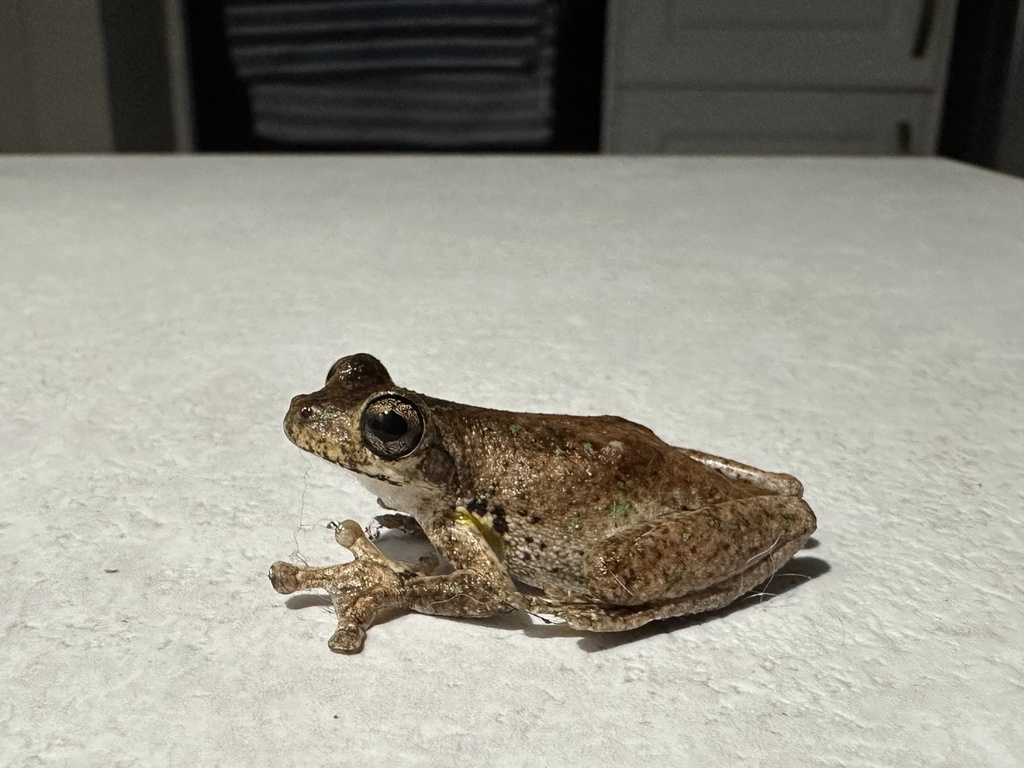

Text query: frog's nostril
(299, 406), (315, 419)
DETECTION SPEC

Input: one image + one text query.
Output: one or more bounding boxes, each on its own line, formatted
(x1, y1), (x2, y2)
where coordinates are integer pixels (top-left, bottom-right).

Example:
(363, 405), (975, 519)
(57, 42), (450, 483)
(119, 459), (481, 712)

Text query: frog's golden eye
(360, 395), (424, 459)
(326, 354), (394, 388)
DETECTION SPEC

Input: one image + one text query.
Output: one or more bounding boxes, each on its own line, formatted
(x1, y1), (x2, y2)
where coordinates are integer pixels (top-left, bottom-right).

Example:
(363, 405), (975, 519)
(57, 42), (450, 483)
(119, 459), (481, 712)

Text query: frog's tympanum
(270, 354), (816, 653)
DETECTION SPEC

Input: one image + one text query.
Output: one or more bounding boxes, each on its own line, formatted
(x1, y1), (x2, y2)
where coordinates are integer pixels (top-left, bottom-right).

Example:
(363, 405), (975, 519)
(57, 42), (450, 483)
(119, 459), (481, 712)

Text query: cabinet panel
(605, 90), (938, 154)
(661, 0), (892, 29)
(610, 0), (957, 89)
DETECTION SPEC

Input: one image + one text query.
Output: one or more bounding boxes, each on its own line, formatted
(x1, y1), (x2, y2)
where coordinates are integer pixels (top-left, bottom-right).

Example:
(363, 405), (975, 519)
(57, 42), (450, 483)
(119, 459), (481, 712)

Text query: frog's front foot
(269, 520), (416, 653)
(269, 520), (403, 594)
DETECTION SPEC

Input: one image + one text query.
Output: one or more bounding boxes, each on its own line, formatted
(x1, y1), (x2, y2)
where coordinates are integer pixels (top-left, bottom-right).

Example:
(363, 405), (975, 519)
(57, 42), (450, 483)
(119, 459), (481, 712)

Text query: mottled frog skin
(269, 354), (816, 653)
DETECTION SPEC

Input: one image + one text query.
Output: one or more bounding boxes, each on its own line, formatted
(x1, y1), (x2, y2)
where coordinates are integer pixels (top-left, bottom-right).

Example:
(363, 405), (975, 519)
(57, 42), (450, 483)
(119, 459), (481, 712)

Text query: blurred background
(0, 0), (1020, 175)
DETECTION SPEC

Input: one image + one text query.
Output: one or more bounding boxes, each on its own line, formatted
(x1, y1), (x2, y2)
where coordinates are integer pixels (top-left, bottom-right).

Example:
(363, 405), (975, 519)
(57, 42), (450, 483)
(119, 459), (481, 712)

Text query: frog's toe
(269, 561), (301, 594)
(328, 623), (367, 654)
(554, 604), (652, 633)
(328, 519), (364, 548)
(330, 519), (400, 568)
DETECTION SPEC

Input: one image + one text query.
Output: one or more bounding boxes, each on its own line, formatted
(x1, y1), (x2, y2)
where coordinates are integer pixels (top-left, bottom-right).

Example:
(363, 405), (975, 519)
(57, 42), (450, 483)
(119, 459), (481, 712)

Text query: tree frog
(270, 354), (816, 653)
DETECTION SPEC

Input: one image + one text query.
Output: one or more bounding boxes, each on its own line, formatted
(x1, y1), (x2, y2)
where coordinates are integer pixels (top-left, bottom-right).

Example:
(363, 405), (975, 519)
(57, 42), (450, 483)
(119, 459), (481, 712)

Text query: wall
(0, 0), (114, 152)
(0, 0), (186, 152)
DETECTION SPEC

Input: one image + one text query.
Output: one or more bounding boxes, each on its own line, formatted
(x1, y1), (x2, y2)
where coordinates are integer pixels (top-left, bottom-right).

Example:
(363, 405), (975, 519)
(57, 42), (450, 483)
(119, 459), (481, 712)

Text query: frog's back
(426, 400), (758, 511)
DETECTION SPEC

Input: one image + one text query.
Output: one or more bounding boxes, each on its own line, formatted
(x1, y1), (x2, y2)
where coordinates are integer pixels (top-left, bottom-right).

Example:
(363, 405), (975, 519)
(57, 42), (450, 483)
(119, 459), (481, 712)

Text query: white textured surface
(1, 156), (1021, 766)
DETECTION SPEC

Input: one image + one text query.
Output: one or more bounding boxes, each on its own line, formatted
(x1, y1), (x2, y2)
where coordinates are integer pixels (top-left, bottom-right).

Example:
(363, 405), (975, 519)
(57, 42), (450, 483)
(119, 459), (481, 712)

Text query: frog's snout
(288, 393), (312, 414)
(283, 394), (355, 463)
(290, 396), (317, 421)
(283, 393), (323, 442)
(286, 392), (329, 418)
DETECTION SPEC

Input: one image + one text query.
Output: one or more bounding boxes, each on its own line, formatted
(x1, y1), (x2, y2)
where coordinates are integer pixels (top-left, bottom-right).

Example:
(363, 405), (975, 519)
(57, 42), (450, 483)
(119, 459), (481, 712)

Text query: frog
(269, 353), (817, 653)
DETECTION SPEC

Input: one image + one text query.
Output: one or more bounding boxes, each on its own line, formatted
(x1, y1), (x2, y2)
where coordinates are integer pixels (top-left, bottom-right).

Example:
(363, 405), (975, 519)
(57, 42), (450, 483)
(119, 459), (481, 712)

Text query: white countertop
(1, 156), (1021, 766)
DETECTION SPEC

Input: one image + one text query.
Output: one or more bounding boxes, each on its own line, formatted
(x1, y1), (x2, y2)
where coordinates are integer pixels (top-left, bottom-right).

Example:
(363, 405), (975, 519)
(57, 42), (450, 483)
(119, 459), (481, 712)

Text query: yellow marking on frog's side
(454, 506), (506, 560)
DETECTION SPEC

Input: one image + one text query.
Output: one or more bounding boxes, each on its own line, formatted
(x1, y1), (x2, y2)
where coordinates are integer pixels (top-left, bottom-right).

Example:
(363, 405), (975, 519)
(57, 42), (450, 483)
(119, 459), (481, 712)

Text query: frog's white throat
(355, 472), (436, 514)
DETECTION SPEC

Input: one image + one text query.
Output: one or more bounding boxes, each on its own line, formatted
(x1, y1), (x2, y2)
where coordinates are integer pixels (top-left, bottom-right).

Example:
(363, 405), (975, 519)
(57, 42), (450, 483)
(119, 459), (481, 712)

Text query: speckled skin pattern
(269, 354), (816, 653)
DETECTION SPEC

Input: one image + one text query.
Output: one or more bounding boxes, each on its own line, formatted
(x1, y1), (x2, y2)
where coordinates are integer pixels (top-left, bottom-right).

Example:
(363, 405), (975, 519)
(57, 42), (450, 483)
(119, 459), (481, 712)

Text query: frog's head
(283, 354), (455, 500)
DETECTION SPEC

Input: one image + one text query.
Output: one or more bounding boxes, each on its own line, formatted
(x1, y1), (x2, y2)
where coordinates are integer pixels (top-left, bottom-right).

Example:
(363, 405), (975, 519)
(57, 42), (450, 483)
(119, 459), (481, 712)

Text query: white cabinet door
(605, 90), (940, 154)
(609, 0), (958, 89)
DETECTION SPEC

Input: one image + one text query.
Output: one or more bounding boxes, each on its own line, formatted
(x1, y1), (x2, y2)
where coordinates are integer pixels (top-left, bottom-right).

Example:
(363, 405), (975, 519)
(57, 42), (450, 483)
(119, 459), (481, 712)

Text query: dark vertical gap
(911, 0), (937, 59)
(993, 5), (1024, 175)
(551, 0), (606, 151)
(939, 0), (1020, 167)
(99, 0), (176, 151)
(897, 121), (913, 154)
(183, 0), (254, 150)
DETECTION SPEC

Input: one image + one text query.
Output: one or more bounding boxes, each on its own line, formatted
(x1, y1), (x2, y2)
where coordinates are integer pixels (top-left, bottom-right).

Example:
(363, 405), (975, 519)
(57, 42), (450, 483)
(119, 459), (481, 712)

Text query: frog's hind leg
(553, 535), (808, 632)
(677, 448), (804, 497)
(558, 496), (815, 632)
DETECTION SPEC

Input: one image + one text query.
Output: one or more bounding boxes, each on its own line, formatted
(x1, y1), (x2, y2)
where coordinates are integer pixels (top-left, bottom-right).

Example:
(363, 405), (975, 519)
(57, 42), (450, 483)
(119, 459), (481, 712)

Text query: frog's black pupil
(361, 395), (423, 459)
(373, 410), (408, 440)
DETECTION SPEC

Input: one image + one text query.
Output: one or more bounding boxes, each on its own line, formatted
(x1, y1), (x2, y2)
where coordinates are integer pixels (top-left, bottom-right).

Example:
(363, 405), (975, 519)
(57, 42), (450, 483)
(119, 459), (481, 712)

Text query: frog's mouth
(285, 427), (404, 487)
(355, 468), (403, 487)
(284, 398), (409, 487)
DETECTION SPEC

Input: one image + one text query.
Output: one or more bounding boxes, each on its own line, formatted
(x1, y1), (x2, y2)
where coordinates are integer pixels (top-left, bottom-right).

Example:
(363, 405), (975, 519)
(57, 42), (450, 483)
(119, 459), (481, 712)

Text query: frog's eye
(325, 354), (393, 388)
(326, 358), (346, 385)
(360, 395), (424, 459)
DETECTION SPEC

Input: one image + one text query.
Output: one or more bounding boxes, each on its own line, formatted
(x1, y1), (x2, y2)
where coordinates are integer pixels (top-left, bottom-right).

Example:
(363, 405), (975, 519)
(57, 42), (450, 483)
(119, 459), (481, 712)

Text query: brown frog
(269, 354), (816, 653)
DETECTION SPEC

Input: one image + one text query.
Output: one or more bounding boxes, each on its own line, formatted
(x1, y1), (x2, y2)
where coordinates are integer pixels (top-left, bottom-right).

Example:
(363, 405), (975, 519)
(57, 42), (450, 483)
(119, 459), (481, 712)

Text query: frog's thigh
(560, 531), (809, 633)
(583, 496), (816, 607)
